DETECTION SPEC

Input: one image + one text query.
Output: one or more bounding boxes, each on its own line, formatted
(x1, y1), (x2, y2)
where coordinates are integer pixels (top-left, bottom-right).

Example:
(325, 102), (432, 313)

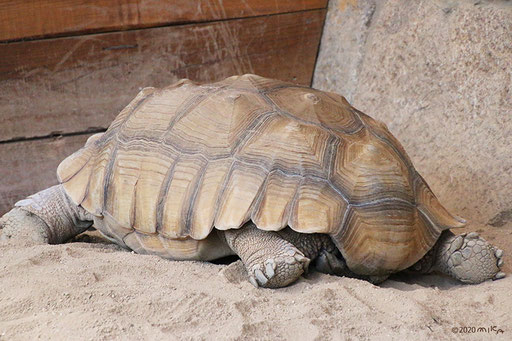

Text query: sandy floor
(0, 223), (510, 341)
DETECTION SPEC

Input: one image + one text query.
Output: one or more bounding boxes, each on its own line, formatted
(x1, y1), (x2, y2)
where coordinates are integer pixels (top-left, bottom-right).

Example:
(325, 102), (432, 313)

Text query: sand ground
(0, 223), (510, 341)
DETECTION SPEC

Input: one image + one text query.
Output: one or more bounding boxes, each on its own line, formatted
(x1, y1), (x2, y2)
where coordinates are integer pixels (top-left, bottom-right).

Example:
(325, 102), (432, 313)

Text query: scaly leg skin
(410, 230), (505, 283)
(0, 185), (93, 244)
(222, 224), (310, 288)
(276, 229), (389, 284)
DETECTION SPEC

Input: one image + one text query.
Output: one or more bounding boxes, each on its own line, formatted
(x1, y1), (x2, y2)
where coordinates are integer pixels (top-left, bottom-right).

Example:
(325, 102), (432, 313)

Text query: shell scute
(251, 171), (300, 231)
(159, 156), (208, 239)
(331, 128), (414, 204)
(214, 163), (267, 230)
(289, 178), (348, 234)
(266, 86), (363, 134)
(237, 115), (331, 178)
(335, 201), (439, 275)
(165, 89), (272, 157)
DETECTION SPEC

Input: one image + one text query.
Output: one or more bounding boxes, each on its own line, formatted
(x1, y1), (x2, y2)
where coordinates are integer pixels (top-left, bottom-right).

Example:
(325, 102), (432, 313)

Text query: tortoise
(0, 74), (505, 288)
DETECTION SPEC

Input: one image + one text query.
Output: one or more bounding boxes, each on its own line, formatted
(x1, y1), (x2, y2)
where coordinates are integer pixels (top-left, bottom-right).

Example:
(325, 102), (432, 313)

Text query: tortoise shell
(57, 74), (465, 275)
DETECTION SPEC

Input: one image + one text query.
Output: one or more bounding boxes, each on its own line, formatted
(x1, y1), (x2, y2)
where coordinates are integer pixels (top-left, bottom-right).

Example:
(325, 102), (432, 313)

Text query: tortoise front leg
(222, 224), (310, 288)
(409, 230), (505, 283)
(0, 185), (93, 244)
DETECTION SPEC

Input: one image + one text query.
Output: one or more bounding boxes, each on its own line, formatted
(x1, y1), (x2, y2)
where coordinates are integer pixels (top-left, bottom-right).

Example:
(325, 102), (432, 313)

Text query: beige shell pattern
(57, 74), (466, 275)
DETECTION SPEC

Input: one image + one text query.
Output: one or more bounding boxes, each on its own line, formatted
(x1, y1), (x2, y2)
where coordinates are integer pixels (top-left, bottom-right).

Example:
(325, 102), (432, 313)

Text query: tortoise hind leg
(409, 230), (505, 283)
(222, 223), (310, 288)
(314, 249), (389, 284)
(276, 228), (389, 284)
(0, 185), (93, 244)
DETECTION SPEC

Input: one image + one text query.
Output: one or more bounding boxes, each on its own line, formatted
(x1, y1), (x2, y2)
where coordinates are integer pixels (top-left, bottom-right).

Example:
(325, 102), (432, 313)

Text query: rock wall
(314, 0), (512, 228)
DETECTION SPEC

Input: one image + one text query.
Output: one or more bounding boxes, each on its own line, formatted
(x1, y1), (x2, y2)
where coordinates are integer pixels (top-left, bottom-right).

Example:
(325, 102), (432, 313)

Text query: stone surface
(314, 0), (512, 228)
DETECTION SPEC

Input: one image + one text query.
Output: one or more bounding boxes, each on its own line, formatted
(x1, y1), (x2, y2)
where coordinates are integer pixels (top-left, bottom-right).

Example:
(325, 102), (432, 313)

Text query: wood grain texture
(0, 0), (328, 42)
(0, 10), (326, 142)
(0, 134), (92, 216)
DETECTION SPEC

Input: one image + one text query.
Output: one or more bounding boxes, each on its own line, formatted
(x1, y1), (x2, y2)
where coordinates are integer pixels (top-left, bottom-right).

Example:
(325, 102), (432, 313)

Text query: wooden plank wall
(0, 0), (328, 215)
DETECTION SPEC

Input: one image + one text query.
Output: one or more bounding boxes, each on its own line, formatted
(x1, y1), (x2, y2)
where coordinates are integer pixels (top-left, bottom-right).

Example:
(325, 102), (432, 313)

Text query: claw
(294, 254), (308, 263)
(14, 199), (33, 207)
(449, 236), (464, 253)
(467, 232), (479, 239)
(294, 254), (311, 275)
(254, 269), (268, 285)
(497, 258), (504, 267)
(495, 249), (503, 258)
(265, 260), (276, 278)
(285, 248), (296, 256)
(249, 276), (259, 288)
(451, 252), (463, 266)
(303, 258), (311, 270)
(494, 272), (506, 280)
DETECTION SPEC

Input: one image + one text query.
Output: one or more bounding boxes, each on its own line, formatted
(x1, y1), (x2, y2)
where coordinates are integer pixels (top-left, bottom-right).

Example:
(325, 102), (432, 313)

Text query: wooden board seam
(0, 129), (107, 145)
(0, 4), (328, 43)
